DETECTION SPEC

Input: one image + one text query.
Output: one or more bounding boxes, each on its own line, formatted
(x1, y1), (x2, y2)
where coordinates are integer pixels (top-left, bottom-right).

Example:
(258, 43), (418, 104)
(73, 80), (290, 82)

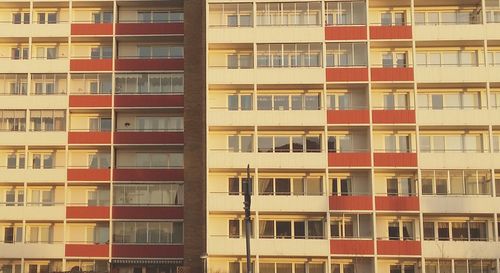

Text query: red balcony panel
(116, 23), (183, 35)
(115, 95), (183, 108)
(115, 59), (183, 71)
(67, 169), (111, 182)
(328, 153), (371, 167)
(327, 109), (369, 124)
(375, 196), (419, 211)
(113, 169), (183, 181)
(373, 152), (417, 167)
(377, 240), (421, 256)
(372, 110), (415, 124)
(66, 206), (110, 219)
(369, 25), (412, 39)
(329, 196), (372, 210)
(113, 206), (183, 220)
(326, 67), (369, 82)
(325, 26), (367, 40)
(330, 240), (374, 255)
(112, 245), (182, 258)
(69, 95), (112, 108)
(68, 132), (112, 144)
(114, 132), (183, 145)
(65, 244), (109, 257)
(371, 68), (414, 82)
(71, 24), (113, 35)
(70, 59), (113, 72)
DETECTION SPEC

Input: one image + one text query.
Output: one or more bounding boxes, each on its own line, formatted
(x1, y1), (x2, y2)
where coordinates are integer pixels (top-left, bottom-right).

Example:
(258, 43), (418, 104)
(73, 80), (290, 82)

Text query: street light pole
(243, 164), (252, 273)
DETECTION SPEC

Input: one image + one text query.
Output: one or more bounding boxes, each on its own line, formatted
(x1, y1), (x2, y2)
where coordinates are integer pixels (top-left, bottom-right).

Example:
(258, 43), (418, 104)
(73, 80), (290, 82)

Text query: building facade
(206, 0), (500, 273)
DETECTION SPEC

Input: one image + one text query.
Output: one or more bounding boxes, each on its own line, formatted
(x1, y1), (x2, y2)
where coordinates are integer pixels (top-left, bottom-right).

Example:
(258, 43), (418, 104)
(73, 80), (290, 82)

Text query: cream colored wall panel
(415, 67), (488, 83)
(0, 96), (67, 109)
(487, 66), (500, 81)
(486, 23), (500, 39)
(0, 206), (65, 221)
(0, 24), (69, 38)
(417, 109), (491, 126)
(422, 241), (500, 259)
(0, 243), (65, 259)
(421, 196), (500, 214)
(208, 67), (325, 85)
(0, 59), (69, 73)
(419, 153), (494, 169)
(208, 151), (327, 169)
(0, 132), (66, 146)
(414, 25), (486, 41)
(208, 109), (326, 127)
(208, 26), (324, 43)
(0, 169), (66, 183)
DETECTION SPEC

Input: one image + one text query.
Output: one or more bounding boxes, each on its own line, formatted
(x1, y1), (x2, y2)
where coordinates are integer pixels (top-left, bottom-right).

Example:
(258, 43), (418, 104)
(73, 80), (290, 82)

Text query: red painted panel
(114, 95), (183, 108)
(371, 68), (414, 81)
(70, 59), (113, 71)
(329, 196), (373, 210)
(377, 240), (421, 255)
(68, 132), (112, 144)
(373, 153), (417, 167)
(326, 67), (369, 82)
(114, 132), (183, 145)
(375, 196), (420, 211)
(325, 26), (367, 40)
(112, 244), (183, 258)
(67, 169), (111, 181)
(116, 23), (184, 35)
(372, 110), (415, 124)
(328, 153), (371, 167)
(327, 109), (370, 124)
(66, 206), (110, 219)
(65, 244), (109, 257)
(69, 95), (112, 108)
(115, 59), (183, 71)
(71, 24), (113, 35)
(330, 240), (374, 255)
(113, 169), (184, 181)
(369, 25), (412, 39)
(113, 207), (183, 220)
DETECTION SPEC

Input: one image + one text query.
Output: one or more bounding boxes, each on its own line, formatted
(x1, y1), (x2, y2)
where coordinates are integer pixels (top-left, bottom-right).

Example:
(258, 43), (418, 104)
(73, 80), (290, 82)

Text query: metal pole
(244, 164), (252, 273)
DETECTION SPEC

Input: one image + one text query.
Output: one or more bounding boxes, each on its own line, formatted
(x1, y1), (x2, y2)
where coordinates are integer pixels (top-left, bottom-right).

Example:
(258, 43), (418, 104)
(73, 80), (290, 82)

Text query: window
(87, 189), (110, 206)
(383, 93), (408, 110)
(12, 12), (30, 24)
(0, 110), (26, 131)
(26, 225), (52, 243)
(331, 178), (353, 196)
(258, 219), (324, 239)
(113, 221), (183, 244)
(330, 214), (372, 238)
(134, 153), (183, 168)
(228, 135), (253, 152)
(32, 74), (66, 95)
(417, 51), (479, 67)
(381, 52), (407, 68)
(88, 153), (110, 169)
(423, 222), (435, 240)
(227, 177), (253, 196)
(92, 11), (113, 23)
(3, 226), (22, 243)
(326, 43), (367, 67)
(114, 184), (183, 206)
(70, 74), (112, 94)
(325, 1), (366, 25)
(137, 11), (184, 23)
(137, 45), (183, 59)
(228, 94), (253, 111)
(257, 43), (322, 68)
(11, 47), (29, 60)
(30, 110), (65, 131)
(90, 46), (112, 59)
(209, 3), (252, 27)
(256, 2), (321, 26)
(381, 12), (405, 26)
(135, 117), (183, 132)
(115, 73), (183, 94)
(387, 220), (415, 240)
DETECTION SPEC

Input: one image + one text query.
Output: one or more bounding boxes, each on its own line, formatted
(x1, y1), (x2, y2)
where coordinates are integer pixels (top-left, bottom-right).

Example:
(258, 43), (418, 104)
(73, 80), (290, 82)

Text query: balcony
(371, 67), (414, 81)
(66, 206), (110, 219)
(67, 168), (111, 182)
(330, 239), (374, 255)
(208, 193), (327, 212)
(421, 196), (500, 214)
(112, 244), (183, 258)
(325, 26), (367, 40)
(116, 22), (183, 35)
(0, 243), (65, 259)
(327, 109), (370, 124)
(114, 94), (183, 108)
(71, 23), (113, 35)
(207, 236), (328, 256)
(422, 241), (500, 259)
(68, 131), (112, 144)
(372, 110), (415, 124)
(113, 131), (183, 145)
(0, 205), (65, 221)
(375, 196), (419, 211)
(377, 240), (421, 256)
(414, 66), (488, 83)
(115, 58), (183, 71)
(70, 59), (112, 72)
(207, 109), (325, 127)
(328, 152), (371, 167)
(369, 25), (412, 40)
(326, 67), (369, 82)
(65, 244), (109, 257)
(208, 151), (326, 169)
(69, 94), (112, 108)
(113, 168), (184, 181)
(329, 195), (373, 210)
(373, 152), (417, 167)
(113, 206), (183, 219)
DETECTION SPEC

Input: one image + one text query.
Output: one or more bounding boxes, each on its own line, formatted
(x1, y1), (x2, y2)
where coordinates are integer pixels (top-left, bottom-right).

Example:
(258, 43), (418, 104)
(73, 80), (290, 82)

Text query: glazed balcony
(113, 168), (184, 181)
(377, 239), (421, 256)
(329, 195), (373, 210)
(330, 239), (374, 255)
(370, 24), (412, 40)
(65, 243), (109, 257)
(372, 109), (416, 124)
(114, 130), (183, 145)
(112, 244), (183, 258)
(325, 26), (367, 40)
(112, 206), (183, 220)
(375, 195), (419, 211)
(326, 67), (369, 82)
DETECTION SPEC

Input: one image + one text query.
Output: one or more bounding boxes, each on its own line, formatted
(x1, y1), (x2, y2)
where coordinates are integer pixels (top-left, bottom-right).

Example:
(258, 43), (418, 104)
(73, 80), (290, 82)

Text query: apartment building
(0, 0), (206, 273)
(206, 0), (500, 273)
